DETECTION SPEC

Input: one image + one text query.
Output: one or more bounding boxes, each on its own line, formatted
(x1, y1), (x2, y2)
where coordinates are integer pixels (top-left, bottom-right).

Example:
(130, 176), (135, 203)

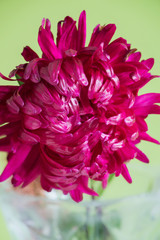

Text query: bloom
(0, 11), (160, 202)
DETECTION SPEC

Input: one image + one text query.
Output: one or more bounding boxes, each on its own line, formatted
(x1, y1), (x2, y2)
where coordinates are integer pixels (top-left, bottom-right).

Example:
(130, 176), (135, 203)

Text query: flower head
(0, 11), (160, 202)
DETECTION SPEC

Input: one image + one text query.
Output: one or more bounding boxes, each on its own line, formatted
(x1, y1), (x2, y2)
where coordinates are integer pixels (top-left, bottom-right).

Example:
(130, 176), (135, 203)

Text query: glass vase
(1, 181), (160, 240)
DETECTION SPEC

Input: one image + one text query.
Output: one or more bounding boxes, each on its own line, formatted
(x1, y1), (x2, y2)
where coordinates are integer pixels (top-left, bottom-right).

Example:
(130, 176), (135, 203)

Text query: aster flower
(0, 11), (160, 202)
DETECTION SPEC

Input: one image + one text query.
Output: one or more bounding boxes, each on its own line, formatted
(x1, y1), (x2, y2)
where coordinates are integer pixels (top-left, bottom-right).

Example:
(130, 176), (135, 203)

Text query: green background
(0, 0), (160, 239)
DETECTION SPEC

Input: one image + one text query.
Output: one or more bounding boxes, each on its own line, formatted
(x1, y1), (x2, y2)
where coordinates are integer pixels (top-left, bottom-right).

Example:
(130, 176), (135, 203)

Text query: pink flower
(0, 11), (160, 202)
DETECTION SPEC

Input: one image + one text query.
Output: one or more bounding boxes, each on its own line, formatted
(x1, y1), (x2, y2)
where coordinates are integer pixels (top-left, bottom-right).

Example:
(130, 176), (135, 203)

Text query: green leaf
(15, 74), (24, 86)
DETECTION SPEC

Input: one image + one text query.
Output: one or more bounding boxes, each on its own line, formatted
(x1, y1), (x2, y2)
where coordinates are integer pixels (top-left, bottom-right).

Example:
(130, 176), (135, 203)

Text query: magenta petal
(140, 132), (160, 144)
(6, 97), (20, 114)
(107, 113), (125, 125)
(69, 176), (98, 202)
(40, 66), (50, 82)
(9, 64), (27, 79)
(109, 37), (130, 49)
(12, 144), (41, 187)
(141, 58), (154, 70)
(89, 24), (116, 47)
(106, 41), (129, 64)
(0, 86), (18, 100)
(149, 105), (160, 114)
(134, 106), (153, 117)
(121, 164), (132, 183)
(57, 16), (75, 47)
(21, 46), (39, 61)
(134, 93), (160, 117)
(73, 58), (88, 86)
(70, 189), (83, 202)
(134, 93), (160, 107)
(38, 19), (62, 60)
(57, 17), (77, 52)
(24, 115), (41, 130)
(78, 176), (99, 196)
(0, 137), (11, 152)
(77, 10), (86, 50)
(136, 117), (148, 132)
(23, 58), (41, 82)
(20, 129), (40, 144)
(0, 122), (18, 136)
(47, 59), (62, 85)
(40, 175), (52, 192)
(0, 144), (32, 181)
(57, 20), (63, 46)
(22, 100), (42, 115)
(135, 147), (150, 163)
(43, 18), (53, 37)
(0, 105), (21, 124)
(62, 58), (88, 86)
(22, 162), (40, 187)
(130, 75), (157, 92)
(88, 70), (103, 99)
(33, 82), (54, 104)
(127, 52), (141, 62)
(12, 93), (24, 107)
(102, 174), (109, 189)
(0, 73), (17, 81)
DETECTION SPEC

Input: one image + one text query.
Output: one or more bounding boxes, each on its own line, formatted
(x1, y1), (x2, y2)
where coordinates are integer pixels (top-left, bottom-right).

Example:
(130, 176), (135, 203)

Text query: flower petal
(0, 144), (32, 181)
(0, 86), (18, 100)
(23, 58), (41, 82)
(47, 59), (62, 85)
(134, 147), (150, 163)
(22, 100), (42, 115)
(77, 10), (86, 50)
(33, 82), (54, 104)
(24, 115), (41, 130)
(57, 17), (77, 52)
(139, 132), (160, 144)
(121, 164), (132, 183)
(0, 73), (17, 81)
(21, 46), (39, 61)
(89, 24), (116, 47)
(38, 19), (62, 60)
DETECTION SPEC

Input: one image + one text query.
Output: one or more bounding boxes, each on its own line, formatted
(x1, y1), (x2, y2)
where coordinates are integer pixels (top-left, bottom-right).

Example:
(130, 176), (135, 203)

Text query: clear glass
(1, 181), (160, 240)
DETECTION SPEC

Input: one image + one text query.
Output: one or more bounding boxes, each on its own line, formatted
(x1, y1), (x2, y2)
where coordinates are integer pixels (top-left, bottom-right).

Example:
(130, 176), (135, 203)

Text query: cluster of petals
(0, 11), (160, 202)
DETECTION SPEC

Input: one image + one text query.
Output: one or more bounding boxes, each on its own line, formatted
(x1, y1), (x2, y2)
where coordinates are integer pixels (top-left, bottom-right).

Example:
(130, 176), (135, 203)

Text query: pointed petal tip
(80, 10), (86, 17)
(0, 72), (16, 81)
(134, 146), (150, 163)
(41, 18), (45, 27)
(77, 10), (87, 49)
(21, 46), (39, 61)
(121, 164), (132, 183)
(89, 23), (116, 47)
(140, 132), (160, 145)
(100, 23), (116, 32)
(107, 23), (116, 30)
